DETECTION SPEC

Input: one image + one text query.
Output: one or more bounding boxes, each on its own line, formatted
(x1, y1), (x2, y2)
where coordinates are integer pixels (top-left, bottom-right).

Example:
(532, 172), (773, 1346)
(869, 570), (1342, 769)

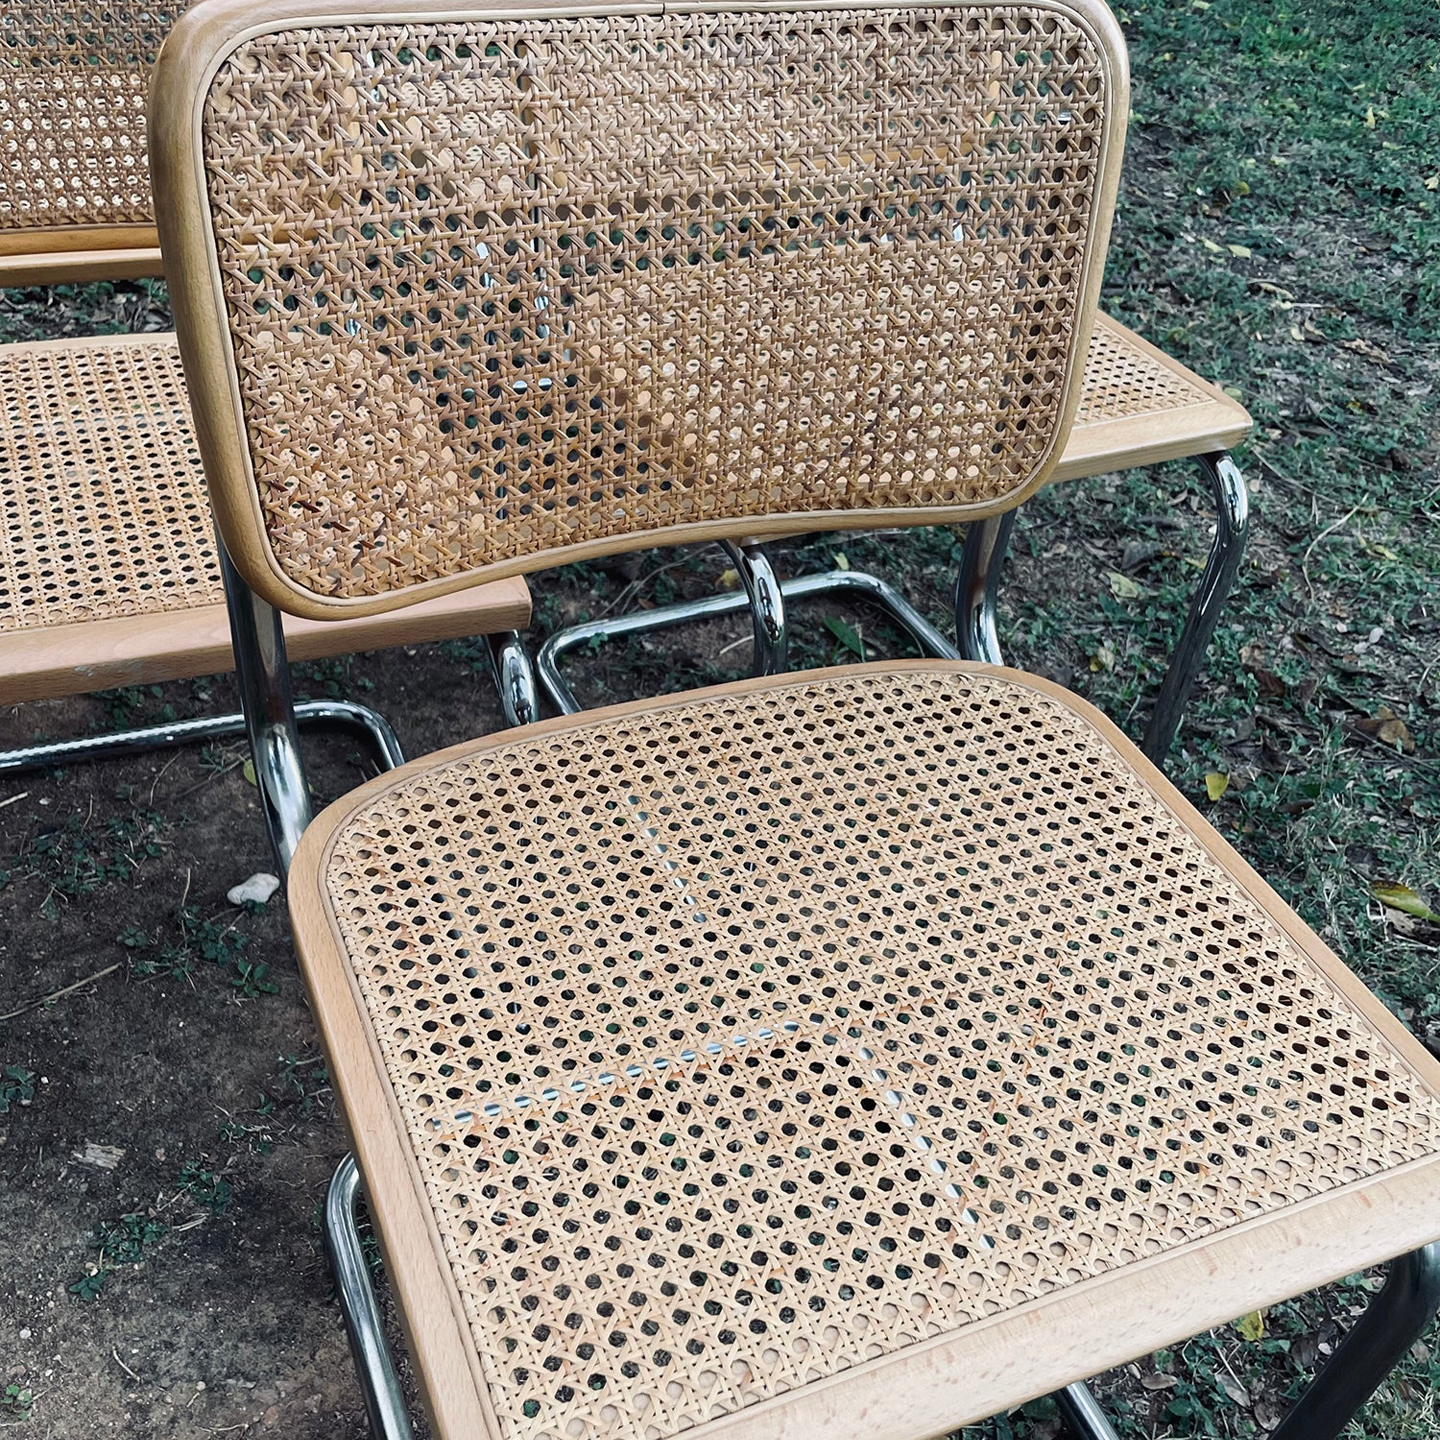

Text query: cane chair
(151, 1), (1440, 1437)
(0, 1), (536, 815)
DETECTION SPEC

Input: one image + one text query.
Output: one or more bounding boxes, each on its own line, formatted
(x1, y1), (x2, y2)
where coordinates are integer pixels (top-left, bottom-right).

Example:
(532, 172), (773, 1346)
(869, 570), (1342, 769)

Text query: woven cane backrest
(156, 0), (1127, 618)
(0, 3), (184, 248)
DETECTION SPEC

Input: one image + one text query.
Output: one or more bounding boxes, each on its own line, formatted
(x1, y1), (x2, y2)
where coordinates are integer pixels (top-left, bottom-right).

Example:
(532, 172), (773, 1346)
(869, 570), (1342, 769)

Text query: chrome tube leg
(1267, 1245), (1440, 1440)
(219, 542), (312, 878)
(720, 540), (788, 674)
(325, 1157), (416, 1440)
(954, 510), (1019, 665)
(1140, 451), (1249, 765)
(484, 630), (540, 728)
(1055, 1382), (1122, 1440)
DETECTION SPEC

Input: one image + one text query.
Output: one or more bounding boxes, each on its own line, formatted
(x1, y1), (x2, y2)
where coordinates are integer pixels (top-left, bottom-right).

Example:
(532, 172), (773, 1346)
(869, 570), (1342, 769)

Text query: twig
(0, 791), (28, 812)
(594, 555), (699, 620)
(0, 963), (121, 1022)
(147, 750), (184, 807)
(1300, 503), (1360, 597)
(1351, 726), (1440, 770)
(174, 756), (247, 799)
(111, 1347), (142, 1383)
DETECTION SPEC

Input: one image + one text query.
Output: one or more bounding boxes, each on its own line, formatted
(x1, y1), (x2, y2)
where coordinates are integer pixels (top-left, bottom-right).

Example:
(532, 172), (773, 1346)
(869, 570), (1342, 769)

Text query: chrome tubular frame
(326, 1156), (416, 1440)
(484, 629), (541, 729)
(954, 452), (1250, 765)
(538, 561), (959, 714)
(0, 697), (401, 779)
(1138, 451), (1249, 764)
(953, 508), (1019, 668)
(720, 539), (789, 675)
(220, 544), (316, 872)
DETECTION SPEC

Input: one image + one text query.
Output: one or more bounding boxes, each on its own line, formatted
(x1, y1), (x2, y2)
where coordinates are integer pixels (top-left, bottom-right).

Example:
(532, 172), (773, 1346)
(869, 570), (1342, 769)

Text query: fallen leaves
(1205, 772), (1230, 802)
(1355, 706), (1415, 753)
(1088, 641), (1116, 673)
(1373, 883), (1440, 926)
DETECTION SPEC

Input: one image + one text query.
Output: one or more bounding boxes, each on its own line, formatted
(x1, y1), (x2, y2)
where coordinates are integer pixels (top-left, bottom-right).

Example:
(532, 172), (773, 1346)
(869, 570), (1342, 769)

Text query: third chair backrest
(0, 3), (186, 285)
(154, 0), (1128, 625)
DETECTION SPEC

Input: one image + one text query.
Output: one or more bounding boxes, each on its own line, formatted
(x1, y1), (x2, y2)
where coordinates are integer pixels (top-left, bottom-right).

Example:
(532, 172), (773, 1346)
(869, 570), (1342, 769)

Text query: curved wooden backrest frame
(0, 4), (187, 282)
(153, 0), (1129, 622)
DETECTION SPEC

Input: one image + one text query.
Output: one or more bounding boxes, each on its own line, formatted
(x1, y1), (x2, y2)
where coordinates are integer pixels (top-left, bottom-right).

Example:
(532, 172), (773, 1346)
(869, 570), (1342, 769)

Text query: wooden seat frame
(148, 1), (1440, 1437)
(0, 5), (537, 817)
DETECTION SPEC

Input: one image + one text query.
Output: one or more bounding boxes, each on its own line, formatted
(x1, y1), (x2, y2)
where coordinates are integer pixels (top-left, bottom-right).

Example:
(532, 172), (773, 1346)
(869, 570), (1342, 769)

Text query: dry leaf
(1234, 1308), (1266, 1342)
(1108, 571), (1144, 599)
(1356, 707), (1415, 753)
(1140, 1374), (1179, 1392)
(1373, 884), (1440, 926)
(1089, 641), (1116, 673)
(717, 568), (740, 591)
(1217, 1373), (1251, 1408)
(1205, 772), (1229, 802)
(833, 551), (850, 571)
(1226, 242), (1252, 258)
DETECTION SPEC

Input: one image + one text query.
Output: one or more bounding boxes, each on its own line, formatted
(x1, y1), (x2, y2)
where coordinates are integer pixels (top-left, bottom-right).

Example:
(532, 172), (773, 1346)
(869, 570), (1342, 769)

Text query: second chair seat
(0, 332), (530, 704)
(290, 660), (1440, 1440)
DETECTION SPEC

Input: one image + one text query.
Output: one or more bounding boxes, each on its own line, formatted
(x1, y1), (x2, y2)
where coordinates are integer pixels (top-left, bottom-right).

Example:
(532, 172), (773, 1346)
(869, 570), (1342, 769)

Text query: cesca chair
(0, 1), (535, 807)
(150, 1), (1440, 1437)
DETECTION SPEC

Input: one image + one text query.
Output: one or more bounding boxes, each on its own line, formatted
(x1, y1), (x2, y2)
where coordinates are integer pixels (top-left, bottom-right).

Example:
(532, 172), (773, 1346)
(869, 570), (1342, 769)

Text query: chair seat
(0, 334), (529, 702)
(1059, 313), (1251, 482)
(290, 662), (1440, 1440)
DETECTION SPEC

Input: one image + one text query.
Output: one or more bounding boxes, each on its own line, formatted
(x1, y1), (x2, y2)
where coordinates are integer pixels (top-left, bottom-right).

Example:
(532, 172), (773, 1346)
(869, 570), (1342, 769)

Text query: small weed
(68, 1212), (169, 1302)
(0, 1065), (35, 1114)
(1, 1384), (34, 1421)
(7, 804), (166, 916)
(274, 1054), (331, 1116)
(96, 684), (174, 730)
(122, 905), (277, 997)
(177, 1161), (233, 1215)
(218, 1095), (277, 1156)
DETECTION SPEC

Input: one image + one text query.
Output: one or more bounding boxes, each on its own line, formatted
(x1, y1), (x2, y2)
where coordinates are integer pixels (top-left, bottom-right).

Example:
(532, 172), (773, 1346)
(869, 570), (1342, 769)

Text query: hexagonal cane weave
(294, 663), (1440, 1440)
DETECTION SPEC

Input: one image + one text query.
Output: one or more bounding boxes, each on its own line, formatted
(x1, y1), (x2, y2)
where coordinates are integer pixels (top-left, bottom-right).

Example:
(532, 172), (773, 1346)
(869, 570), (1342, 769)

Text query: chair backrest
(0, 3), (186, 285)
(153, 0), (1128, 622)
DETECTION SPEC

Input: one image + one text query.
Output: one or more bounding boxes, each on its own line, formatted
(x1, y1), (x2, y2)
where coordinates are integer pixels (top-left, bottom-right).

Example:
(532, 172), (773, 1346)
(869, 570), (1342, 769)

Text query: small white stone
(227, 873), (281, 907)
(18, 1328), (30, 1339)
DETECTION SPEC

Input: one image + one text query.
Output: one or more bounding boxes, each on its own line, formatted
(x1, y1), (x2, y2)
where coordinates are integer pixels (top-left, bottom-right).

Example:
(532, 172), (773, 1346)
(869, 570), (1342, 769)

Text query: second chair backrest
(0, 3), (187, 284)
(154, 0), (1128, 624)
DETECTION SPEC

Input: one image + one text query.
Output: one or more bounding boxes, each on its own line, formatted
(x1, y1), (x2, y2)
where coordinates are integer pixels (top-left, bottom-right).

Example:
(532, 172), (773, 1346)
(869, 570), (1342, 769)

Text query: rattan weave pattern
(201, 7), (1115, 602)
(1075, 313), (1209, 424)
(0, 338), (222, 632)
(0, 3), (182, 232)
(321, 666), (1440, 1440)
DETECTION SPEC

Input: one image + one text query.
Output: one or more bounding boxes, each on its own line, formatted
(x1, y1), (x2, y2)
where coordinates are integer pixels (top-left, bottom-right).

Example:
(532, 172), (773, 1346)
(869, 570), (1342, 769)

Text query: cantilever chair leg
(954, 451), (1250, 765)
(0, 697), (402, 778)
(1267, 1244), (1440, 1440)
(484, 630), (542, 728)
(953, 508), (1020, 667)
(1057, 1243), (1440, 1440)
(1139, 451), (1249, 765)
(327, 1156), (417, 1440)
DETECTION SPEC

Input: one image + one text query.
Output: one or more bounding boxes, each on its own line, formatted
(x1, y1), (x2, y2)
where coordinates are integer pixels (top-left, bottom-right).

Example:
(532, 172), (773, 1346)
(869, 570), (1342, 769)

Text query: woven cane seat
(1059, 313), (1250, 482)
(0, 334), (529, 702)
(292, 662), (1440, 1440)
(0, 335), (221, 632)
